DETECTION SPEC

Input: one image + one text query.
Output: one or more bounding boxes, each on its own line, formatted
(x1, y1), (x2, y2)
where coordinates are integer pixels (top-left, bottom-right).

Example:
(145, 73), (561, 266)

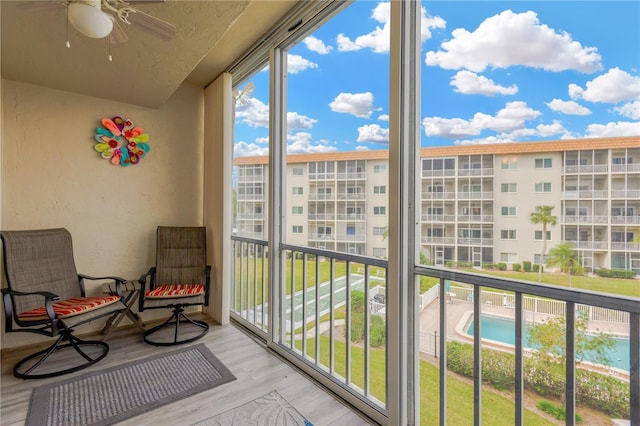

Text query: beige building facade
(234, 136), (640, 274)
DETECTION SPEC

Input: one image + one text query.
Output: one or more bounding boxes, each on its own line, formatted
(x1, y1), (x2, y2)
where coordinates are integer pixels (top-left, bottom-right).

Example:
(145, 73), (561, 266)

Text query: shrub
(482, 262), (497, 270)
(532, 264), (544, 273)
(595, 268), (636, 279)
(446, 341), (630, 418)
(512, 263), (522, 272)
(536, 400), (582, 422)
(369, 314), (386, 347)
(523, 261), (532, 272)
(498, 262), (507, 271)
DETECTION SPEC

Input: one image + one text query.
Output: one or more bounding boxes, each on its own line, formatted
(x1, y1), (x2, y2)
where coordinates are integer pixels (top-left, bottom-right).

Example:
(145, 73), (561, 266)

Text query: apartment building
(234, 136), (640, 274)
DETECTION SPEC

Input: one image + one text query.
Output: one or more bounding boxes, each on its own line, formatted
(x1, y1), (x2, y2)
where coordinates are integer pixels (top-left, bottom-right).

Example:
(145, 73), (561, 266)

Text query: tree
(527, 312), (616, 404)
(546, 242), (583, 287)
(530, 205), (557, 282)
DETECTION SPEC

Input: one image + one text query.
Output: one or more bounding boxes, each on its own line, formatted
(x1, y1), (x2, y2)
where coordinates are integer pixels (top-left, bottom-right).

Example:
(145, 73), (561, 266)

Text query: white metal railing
(565, 240), (608, 250)
(336, 213), (366, 220)
(308, 193), (336, 201)
(611, 216), (640, 224)
(336, 172), (366, 180)
(612, 189), (640, 199)
(237, 213), (264, 219)
(457, 191), (493, 200)
(334, 233), (366, 242)
(457, 237), (493, 245)
(611, 163), (640, 173)
(421, 192), (456, 200)
(308, 213), (336, 221)
(421, 169), (456, 177)
(421, 214), (456, 222)
(237, 193), (265, 200)
(612, 242), (640, 251)
(336, 193), (366, 200)
(562, 215), (608, 224)
(421, 236), (456, 244)
(457, 215), (493, 222)
(308, 173), (336, 180)
(230, 236), (640, 424)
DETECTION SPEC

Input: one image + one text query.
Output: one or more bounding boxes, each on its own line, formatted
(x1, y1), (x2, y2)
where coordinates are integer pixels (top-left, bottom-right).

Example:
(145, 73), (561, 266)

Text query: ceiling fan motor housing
(67, 1), (114, 39)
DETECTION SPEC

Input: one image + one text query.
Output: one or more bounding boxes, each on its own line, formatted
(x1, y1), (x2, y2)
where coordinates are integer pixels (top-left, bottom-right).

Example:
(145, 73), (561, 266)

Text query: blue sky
(233, 1), (640, 157)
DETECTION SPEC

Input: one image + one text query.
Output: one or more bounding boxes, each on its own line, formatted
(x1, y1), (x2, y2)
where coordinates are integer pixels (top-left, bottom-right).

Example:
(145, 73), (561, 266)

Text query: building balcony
(420, 236), (456, 245)
(565, 240), (608, 250)
(611, 163), (640, 173)
(421, 214), (456, 222)
(611, 189), (640, 199)
(611, 216), (640, 225)
(237, 175), (265, 182)
(563, 164), (608, 174)
(308, 213), (336, 221)
(334, 233), (366, 242)
(421, 169), (456, 178)
(308, 172), (336, 180)
(458, 168), (494, 177)
(336, 193), (366, 200)
(562, 215), (608, 224)
(561, 190), (608, 199)
(308, 193), (335, 201)
(237, 193), (265, 201)
(336, 213), (367, 221)
(612, 242), (640, 251)
(457, 191), (493, 200)
(307, 233), (335, 241)
(236, 213), (264, 220)
(336, 172), (366, 180)
(421, 192), (456, 200)
(457, 214), (493, 223)
(457, 237), (493, 245)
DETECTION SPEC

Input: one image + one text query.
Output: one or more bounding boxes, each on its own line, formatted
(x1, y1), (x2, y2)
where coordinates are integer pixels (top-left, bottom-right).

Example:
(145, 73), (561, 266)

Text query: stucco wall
(0, 79), (205, 349)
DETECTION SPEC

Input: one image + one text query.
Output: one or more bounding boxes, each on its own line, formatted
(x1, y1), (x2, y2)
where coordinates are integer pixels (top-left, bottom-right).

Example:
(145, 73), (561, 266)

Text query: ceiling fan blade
(109, 19), (129, 45)
(126, 9), (176, 41)
(126, 0), (166, 4)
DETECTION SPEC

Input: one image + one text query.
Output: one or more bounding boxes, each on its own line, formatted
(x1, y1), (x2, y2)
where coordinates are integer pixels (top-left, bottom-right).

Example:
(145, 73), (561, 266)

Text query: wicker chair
(1, 228), (127, 379)
(138, 226), (211, 346)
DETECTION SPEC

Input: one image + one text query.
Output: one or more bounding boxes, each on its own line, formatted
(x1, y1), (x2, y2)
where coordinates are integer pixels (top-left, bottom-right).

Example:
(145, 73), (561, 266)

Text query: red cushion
(18, 295), (121, 321)
(145, 284), (204, 299)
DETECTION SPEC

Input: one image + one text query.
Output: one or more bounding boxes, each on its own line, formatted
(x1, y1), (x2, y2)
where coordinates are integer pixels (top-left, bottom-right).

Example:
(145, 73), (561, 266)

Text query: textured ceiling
(1, 0), (296, 108)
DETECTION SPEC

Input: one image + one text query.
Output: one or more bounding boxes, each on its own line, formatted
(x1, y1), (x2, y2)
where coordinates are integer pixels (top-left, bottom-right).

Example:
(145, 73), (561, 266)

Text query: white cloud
(337, 2), (445, 53)
(614, 100), (640, 120)
(303, 36), (333, 54)
(235, 97), (269, 128)
(329, 92), (377, 118)
(287, 112), (317, 130)
(450, 70), (518, 96)
(570, 68), (640, 103)
(454, 136), (515, 145)
(355, 145), (370, 151)
(287, 54), (318, 74)
(378, 114), (389, 121)
(585, 121), (640, 138)
(536, 120), (570, 137)
(546, 99), (591, 115)
(287, 132), (338, 154)
(426, 10), (602, 73)
(423, 101), (541, 138)
(233, 141), (269, 158)
(357, 124), (389, 143)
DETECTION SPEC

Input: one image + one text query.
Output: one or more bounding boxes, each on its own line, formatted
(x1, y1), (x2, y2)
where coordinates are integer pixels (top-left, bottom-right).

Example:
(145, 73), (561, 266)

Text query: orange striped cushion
(145, 284), (204, 299)
(18, 296), (121, 321)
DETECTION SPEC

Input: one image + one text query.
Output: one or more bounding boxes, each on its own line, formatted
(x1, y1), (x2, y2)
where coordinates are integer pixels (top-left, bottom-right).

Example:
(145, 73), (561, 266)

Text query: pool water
(465, 314), (630, 371)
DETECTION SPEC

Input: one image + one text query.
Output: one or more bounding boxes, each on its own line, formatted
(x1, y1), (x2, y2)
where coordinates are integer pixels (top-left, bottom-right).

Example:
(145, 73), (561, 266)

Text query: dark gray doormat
(27, 343), (236, 426)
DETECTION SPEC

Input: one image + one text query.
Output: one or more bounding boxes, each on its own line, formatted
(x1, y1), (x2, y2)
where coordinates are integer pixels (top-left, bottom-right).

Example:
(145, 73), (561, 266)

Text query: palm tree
(546, 242), (582, 287)
(530, 205), (557, 282)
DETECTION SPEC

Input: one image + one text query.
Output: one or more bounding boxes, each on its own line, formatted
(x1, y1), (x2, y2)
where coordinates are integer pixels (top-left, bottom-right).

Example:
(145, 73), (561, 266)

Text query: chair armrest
(204, 266), (212, 306)
(1, 288), (60, 331)
(78, 274), (126, 299)
(138, 267), (156, 312)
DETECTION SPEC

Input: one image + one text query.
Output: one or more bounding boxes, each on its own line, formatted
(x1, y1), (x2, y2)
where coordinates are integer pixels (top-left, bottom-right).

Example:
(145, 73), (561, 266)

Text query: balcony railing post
(566, 302), (576, 426)
(515, 292), (524, 426)
(474, 285), (482, 426)
(631, 313), (639, 425)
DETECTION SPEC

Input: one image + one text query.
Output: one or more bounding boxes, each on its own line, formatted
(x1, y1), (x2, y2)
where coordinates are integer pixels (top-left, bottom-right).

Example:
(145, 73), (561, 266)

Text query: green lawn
(469, 269), (640, 298)
(296, 336), (554, 425)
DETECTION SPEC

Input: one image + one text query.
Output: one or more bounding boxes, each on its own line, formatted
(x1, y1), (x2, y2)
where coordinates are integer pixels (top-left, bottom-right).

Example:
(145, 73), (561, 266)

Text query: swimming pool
(465, 314), (630, 371)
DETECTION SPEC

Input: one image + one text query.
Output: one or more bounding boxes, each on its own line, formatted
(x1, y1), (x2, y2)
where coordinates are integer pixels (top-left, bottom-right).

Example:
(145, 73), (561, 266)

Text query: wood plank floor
(0, 316), (375, 426)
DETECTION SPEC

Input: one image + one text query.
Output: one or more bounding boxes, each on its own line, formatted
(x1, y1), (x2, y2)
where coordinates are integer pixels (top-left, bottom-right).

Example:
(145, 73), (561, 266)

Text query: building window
(535, 230), (552, 241)
(374, 206), (386, 215)
(292, 206), (303, 215)
(254, 224), (262, 233)
(534, 254), (549, 264)
(318, 226), (332, 236)
(501, 158), (517, 169)
(372, 248), (387, 257)
(346, 226), (356, 235)
(500, 230), (517, 240)
(373, 227), (386, 236)
(373, 164), (387, 173)
(501, 206), (517, 216)
(500, 253), (517, 263)
(292, 225), (303, 234)
(292, 167), (304, 176)
(501, 183), (517, 192)
(374, 185), (386, 194)
(292, 187), (303, 195)
(535, 158), (552, 168)
(535, 182), (552, 192)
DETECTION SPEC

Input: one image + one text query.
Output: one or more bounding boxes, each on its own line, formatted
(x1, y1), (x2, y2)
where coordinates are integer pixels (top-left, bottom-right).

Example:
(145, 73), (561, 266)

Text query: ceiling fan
(22, 0), (176, 46)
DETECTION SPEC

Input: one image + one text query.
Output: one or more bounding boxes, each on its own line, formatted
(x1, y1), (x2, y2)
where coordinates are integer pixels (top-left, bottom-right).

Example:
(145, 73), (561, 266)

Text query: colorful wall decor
(93, 116), (150, 166)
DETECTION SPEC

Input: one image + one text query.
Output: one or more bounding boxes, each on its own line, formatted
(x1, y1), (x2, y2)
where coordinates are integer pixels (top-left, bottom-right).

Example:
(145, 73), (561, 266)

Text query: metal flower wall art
(94, 116), (150, 166)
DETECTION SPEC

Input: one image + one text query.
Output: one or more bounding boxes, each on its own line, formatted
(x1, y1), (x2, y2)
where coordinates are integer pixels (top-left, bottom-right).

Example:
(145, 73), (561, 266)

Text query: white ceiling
(1, 0), (297, 108)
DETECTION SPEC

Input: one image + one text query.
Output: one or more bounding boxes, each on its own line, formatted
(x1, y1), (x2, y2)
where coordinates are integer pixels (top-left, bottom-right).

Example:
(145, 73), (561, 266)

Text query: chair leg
(14, 329), (109, 379)
(143, 306), (209, 346)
